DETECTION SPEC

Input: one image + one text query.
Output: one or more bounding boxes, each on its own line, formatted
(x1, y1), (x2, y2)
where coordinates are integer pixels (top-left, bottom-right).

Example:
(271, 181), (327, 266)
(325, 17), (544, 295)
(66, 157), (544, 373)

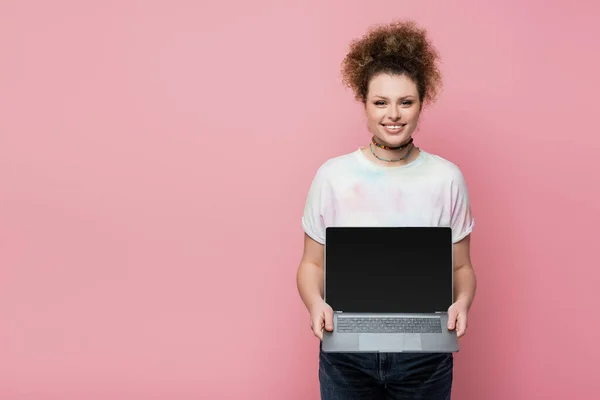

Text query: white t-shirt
(302, 148), (474, 244)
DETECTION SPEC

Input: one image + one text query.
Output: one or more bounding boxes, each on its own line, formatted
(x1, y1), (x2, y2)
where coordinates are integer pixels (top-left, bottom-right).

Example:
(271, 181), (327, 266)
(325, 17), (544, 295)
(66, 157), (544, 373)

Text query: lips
(382, 123), (407, 134)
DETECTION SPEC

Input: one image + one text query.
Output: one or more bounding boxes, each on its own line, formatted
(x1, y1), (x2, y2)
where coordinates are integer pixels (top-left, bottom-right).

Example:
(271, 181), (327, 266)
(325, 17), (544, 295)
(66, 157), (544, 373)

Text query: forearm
(454, 264), (477, 309)
(297, 261), (324, 311)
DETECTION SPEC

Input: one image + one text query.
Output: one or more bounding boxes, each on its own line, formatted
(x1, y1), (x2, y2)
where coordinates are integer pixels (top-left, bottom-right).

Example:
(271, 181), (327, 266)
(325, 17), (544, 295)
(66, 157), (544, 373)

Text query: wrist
(306, 294), (325, 311)
(454, 295), (472, 309)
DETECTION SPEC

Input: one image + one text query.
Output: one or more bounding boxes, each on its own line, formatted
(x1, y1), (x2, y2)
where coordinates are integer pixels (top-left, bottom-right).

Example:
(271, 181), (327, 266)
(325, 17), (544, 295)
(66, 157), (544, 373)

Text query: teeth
(386, 125), (403, 129)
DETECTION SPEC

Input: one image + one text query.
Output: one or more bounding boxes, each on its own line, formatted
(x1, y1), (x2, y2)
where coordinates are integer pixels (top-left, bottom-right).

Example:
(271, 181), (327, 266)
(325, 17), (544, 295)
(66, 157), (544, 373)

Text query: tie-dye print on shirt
(302, 149), (474, 244)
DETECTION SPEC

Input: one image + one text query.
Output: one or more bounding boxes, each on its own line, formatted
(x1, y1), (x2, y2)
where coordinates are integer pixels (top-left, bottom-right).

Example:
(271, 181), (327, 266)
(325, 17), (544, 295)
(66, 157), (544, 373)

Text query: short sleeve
(301, 164), (328, 245)
(450, 167), (475, 243)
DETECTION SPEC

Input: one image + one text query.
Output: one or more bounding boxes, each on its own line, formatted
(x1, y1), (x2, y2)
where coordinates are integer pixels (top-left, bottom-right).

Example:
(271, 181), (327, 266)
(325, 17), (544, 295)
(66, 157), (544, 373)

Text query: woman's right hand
(309, 299), (334, 340)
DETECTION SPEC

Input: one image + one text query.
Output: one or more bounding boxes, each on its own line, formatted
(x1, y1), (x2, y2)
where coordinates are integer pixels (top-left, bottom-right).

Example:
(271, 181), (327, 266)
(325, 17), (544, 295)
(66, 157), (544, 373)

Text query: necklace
(371, 136), (413, 150)
(369, 142), (415, 163)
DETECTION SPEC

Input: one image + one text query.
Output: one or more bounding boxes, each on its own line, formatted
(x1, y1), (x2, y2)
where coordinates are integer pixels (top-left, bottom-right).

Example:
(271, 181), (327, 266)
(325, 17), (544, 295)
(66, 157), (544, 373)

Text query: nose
(389, 106), (400, 121)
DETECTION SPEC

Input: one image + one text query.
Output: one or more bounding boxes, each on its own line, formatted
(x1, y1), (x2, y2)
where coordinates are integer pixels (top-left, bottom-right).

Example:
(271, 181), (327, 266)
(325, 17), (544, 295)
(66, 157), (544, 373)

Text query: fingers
(311, 308), (335, 340)
(447, 306), (458, 330)
(309, 302), (335, 341)
(457, 314), (468, 338)
(312, 316), (324, 340)
(447, 304), (468, 338)
(447, 310), (468, 339)
(324, 309), (334, 332)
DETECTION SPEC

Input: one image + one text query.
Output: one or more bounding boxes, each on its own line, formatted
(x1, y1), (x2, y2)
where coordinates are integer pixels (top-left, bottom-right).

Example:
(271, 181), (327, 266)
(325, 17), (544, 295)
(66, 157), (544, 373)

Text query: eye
(401, 100), (413, 106)
(374, 101), (386, 106)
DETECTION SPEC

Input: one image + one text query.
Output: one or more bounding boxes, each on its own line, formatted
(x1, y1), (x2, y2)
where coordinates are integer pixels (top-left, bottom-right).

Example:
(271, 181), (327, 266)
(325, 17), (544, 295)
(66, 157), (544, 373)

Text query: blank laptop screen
(325, 227), (453, 314)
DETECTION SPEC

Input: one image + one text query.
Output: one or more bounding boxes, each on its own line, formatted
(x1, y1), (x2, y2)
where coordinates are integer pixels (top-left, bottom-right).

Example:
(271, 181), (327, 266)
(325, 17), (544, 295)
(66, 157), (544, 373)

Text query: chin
(377, 130), (412, 146)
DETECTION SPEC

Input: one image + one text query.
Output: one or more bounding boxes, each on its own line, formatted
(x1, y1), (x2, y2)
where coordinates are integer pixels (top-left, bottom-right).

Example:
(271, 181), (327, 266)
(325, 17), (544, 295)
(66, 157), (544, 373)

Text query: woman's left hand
(447, 300), (469, 338)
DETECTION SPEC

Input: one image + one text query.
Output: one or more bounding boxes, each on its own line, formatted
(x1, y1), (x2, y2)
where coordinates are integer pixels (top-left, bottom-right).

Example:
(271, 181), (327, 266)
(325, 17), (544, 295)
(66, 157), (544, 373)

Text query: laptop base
(321, 313), (459, 353)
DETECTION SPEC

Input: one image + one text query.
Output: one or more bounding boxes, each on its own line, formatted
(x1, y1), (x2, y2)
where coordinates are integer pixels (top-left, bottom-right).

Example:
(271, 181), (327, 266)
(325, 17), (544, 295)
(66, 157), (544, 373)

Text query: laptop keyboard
(336, 317), (442, 334)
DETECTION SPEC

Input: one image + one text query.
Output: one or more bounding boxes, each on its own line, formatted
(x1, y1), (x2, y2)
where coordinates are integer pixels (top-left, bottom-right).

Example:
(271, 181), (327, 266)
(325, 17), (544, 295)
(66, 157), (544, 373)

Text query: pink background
(1, 1), (599, 399)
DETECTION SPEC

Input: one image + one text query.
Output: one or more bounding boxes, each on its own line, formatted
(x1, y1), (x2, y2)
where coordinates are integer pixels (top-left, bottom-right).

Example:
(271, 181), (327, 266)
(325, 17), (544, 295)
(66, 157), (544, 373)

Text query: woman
(296, 20), (477, 399)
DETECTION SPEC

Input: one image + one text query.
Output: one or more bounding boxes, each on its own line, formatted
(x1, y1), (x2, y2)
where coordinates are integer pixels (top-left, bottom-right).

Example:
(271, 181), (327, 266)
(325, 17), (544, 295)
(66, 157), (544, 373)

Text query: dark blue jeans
(319, 344), (453, 399)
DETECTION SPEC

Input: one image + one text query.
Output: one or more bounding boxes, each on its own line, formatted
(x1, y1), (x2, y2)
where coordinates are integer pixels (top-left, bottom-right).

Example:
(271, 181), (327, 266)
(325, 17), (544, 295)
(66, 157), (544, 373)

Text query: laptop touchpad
(359, 334), (422, 352)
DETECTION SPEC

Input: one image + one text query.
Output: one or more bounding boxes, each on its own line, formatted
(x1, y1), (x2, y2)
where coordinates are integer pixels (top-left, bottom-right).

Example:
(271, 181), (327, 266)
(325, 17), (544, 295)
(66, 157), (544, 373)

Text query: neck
(365, 137), (419, 166)
(371, 136), (413, 151)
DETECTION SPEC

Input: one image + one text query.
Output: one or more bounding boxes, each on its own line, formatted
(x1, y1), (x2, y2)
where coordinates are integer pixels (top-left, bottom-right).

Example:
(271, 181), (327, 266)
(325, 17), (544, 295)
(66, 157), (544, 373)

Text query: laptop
(321, 226), (459, 353)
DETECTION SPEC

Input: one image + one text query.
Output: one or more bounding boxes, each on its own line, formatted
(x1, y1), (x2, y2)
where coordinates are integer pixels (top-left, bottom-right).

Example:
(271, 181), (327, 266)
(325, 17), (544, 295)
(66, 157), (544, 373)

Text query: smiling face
(364, 73), (422, 147)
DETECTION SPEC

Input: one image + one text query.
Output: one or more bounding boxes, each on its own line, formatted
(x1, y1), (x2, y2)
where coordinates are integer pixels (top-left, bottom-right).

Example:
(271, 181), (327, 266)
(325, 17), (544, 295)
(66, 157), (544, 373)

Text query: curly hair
(341, 20), (442, 105)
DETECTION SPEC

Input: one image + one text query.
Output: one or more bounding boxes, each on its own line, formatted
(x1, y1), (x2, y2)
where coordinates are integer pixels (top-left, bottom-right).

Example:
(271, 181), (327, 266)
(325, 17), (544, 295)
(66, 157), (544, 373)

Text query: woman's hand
(447, 299), (469, 338)
(309, 299), (334, 340)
